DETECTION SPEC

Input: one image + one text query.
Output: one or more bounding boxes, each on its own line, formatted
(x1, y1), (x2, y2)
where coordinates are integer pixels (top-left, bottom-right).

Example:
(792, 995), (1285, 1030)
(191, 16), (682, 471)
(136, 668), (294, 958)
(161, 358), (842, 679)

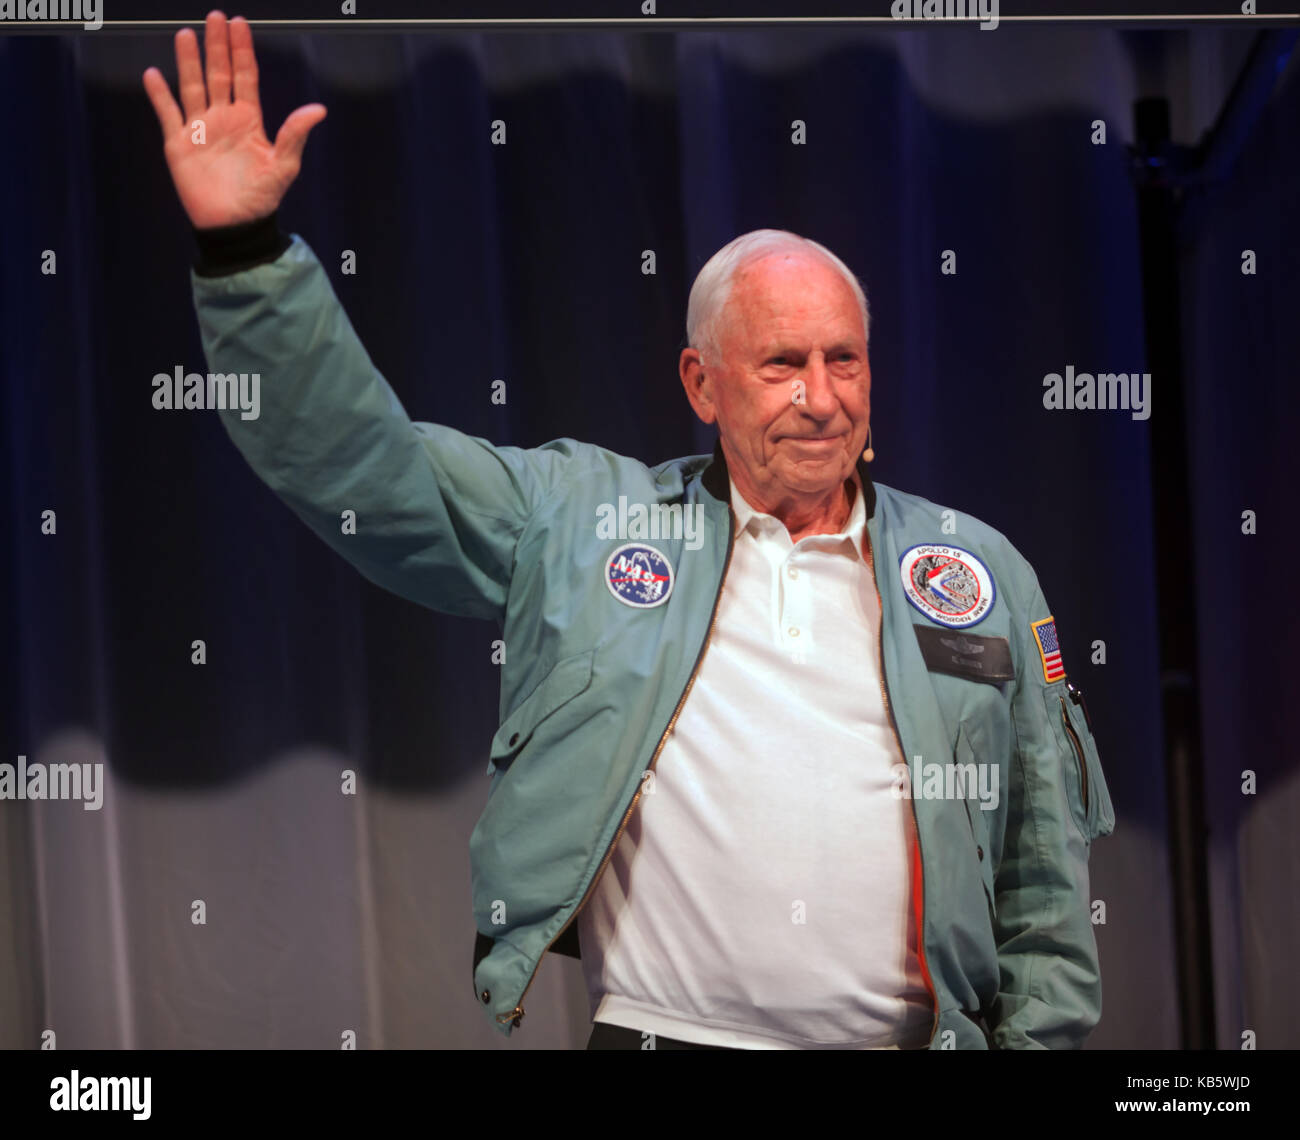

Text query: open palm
(143, 10), (326, 230)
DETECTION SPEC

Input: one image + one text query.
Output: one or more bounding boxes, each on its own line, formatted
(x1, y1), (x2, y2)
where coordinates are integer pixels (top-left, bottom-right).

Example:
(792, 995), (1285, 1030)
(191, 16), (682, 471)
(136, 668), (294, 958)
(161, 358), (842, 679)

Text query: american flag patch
(1031, 616), (1067, 684)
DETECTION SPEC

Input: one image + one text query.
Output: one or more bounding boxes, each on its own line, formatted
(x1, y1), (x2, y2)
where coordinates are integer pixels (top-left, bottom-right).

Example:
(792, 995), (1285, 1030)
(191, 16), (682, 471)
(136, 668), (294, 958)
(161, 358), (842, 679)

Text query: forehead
(723, 252), (863, 346)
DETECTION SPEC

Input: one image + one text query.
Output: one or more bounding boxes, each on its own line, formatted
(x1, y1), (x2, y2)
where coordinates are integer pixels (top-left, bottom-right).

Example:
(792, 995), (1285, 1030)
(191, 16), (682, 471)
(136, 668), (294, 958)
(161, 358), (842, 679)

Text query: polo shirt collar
(700, 437), (877, 524)
(729, 470), (867, 558)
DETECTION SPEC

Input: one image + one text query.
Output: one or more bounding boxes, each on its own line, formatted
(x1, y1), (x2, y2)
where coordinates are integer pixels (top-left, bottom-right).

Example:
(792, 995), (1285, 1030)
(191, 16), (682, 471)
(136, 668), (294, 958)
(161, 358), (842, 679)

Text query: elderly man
(146, 12), (1114, 1051)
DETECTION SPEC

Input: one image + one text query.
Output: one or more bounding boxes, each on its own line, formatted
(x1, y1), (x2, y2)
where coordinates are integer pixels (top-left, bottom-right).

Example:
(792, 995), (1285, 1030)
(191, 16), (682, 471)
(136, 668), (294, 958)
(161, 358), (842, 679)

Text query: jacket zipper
(865, 526), (940, 1048)
(1060, 695), (1090, 819)
(496, 512), (738, 1028)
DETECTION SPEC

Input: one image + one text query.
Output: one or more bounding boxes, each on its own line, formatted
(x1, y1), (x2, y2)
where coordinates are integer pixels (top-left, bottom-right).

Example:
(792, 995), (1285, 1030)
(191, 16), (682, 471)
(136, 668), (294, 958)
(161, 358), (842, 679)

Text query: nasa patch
(605, 543), (674, 609)
(898, 544), (996, 629)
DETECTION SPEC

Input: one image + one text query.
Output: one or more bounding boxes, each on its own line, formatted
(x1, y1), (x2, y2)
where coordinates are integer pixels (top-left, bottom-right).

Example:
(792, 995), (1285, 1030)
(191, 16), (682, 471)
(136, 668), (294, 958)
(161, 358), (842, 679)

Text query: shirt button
(788, 627), (800, 637)
(976, 846), (984, 861)
(788, 567), (799, 579)
(481, 989), (491, 1003)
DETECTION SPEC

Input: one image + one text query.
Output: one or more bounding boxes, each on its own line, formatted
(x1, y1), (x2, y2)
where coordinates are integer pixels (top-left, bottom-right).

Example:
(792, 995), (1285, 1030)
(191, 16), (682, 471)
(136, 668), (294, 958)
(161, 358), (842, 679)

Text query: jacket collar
(699, 437), (877, 522)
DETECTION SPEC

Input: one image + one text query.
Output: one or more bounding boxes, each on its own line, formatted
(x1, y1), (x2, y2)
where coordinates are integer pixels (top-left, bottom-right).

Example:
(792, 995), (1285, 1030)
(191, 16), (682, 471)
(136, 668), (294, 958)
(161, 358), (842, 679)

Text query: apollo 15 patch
(898, 544), (996, 629)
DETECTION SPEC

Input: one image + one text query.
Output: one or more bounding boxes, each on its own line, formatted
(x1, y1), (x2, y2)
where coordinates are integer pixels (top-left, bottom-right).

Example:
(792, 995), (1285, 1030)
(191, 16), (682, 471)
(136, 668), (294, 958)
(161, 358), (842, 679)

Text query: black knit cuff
(192, 212), (292, 278)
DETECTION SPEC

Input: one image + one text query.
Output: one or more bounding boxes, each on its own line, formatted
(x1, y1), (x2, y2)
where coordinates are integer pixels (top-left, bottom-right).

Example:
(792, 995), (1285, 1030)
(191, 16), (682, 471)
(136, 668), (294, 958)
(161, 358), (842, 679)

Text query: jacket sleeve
(987, 572), (1116, 1048)
(190, 234), (579, 622)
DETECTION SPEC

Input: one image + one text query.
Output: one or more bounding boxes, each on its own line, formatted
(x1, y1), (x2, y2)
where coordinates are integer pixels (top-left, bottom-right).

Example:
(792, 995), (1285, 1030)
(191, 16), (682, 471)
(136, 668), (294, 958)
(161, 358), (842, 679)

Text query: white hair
(685, 229), (870, 366)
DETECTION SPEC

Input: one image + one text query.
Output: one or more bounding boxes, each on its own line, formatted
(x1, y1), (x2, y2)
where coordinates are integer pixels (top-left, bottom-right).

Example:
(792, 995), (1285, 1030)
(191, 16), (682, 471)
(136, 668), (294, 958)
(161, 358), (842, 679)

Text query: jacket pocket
(957, 726), (997, 918)
(1046, 687), (1115, 842)
(487, 650), (595, 776)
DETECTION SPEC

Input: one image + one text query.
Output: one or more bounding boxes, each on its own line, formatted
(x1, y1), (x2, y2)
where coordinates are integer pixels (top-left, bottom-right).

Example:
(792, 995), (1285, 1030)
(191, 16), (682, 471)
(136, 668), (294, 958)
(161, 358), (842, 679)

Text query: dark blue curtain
(1179, 47), (1300, 1050)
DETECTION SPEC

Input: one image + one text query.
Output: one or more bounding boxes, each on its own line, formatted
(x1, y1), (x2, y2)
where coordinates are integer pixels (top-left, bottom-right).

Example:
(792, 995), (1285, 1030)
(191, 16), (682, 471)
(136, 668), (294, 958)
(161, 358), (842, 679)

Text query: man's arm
(148, 11), (582, 618)
(987, 573), (1116, 1048)
(191, 225), (582, 619)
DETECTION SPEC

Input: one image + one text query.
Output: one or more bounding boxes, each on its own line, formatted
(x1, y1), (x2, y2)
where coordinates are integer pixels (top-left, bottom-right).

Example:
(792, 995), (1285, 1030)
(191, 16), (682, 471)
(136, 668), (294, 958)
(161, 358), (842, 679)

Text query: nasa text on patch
(605, 543), (674, 609)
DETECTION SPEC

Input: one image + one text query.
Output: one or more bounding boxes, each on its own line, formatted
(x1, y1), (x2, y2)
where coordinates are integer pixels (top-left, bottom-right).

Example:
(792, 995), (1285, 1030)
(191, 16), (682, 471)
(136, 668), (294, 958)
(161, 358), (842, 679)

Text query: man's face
(680, 251), (871, 512)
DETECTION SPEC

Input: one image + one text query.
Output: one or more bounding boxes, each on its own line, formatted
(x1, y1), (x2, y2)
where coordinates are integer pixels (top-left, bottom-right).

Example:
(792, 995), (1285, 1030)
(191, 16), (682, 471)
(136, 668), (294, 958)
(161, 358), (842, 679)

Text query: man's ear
(679, 347), (717, 426)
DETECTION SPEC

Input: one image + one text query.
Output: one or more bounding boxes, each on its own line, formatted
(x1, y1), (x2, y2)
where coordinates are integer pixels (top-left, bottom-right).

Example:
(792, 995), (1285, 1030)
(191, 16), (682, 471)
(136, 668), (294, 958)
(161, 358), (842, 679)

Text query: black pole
(1131, 96), (1216, 1050)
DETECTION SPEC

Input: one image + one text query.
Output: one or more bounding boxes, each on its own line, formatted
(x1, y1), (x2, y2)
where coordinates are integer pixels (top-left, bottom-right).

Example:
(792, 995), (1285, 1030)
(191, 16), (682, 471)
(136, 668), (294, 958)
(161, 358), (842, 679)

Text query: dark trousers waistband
(585, 1019), (939, 1050)
(585, 1021), (736, 1050)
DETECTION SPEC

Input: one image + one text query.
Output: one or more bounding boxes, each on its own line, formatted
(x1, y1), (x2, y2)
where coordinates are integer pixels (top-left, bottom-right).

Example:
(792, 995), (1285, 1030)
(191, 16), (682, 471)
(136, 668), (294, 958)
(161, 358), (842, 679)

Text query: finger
(175, 27), (207, 123)
(142, 67), (184, 138)
(204, 11), (232, 104)
(230, 16), (260, 108)
(273, 104), (328, 169)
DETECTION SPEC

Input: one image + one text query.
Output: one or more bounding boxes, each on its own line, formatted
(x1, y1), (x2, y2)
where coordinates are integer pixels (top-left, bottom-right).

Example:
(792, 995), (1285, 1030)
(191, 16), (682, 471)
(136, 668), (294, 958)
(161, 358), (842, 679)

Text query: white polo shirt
(576, 473), (935, 1049)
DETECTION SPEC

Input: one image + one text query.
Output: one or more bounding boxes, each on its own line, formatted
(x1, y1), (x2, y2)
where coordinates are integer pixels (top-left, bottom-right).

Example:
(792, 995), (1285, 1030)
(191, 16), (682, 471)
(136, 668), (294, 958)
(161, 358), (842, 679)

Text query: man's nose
(800, 354), (839, 416)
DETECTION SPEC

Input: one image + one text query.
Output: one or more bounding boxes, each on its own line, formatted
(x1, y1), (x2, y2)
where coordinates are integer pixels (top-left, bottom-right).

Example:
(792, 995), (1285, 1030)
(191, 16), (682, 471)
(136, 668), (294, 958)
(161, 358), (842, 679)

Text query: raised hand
(142, 10), (326, 230)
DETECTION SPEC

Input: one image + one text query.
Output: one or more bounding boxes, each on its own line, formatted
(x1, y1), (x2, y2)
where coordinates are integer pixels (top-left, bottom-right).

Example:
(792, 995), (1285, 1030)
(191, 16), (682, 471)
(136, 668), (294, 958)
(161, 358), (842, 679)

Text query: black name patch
(913, 625), (1014, 685)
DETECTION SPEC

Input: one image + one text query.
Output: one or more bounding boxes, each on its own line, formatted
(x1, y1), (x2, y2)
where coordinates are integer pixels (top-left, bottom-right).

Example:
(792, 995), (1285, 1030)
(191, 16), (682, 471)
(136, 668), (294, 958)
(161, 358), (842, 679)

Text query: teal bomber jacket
(192, 234), (1116, 1049)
